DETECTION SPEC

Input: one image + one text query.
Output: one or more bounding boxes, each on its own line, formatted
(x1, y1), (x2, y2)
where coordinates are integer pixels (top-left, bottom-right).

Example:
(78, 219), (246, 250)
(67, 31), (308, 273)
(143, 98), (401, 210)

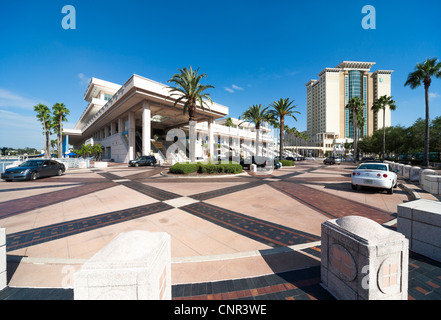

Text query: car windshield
(358, 164), (387, 171)
(19, 160), (44, 167)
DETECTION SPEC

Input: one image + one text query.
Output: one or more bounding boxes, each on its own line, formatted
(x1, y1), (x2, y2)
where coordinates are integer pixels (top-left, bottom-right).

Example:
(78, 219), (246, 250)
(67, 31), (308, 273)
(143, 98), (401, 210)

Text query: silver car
(351, 163), (398, 194)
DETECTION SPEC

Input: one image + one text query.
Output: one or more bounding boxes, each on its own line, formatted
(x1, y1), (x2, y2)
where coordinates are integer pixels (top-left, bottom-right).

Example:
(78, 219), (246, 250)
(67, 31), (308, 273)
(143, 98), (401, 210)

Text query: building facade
(305, 61), (393, 156)
(63, 75), (273, 164)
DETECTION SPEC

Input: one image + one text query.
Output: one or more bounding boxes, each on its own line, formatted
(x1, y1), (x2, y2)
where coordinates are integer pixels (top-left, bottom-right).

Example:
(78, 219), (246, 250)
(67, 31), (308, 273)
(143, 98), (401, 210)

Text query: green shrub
(280, 160), (294, 167)
(169, 162), (243, 175)
(169, 163), (198, 174)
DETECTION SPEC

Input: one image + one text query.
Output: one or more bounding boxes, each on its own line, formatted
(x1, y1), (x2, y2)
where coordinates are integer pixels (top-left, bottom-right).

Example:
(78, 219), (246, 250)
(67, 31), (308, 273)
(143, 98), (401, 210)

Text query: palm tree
(405, 58), (441, 167)
(269, 98), (300, 160)
(345, 96), (365, 162)
(34, 104), (52, 157)
(92, 144), (103, 161)
(224, 117), (234, 158)
(268, 117), (280, 156)
(50, 139), (58, 155)
(240, 104), (272, 156)
(52, 103), (70, 158)
(372, 95), (398, 160)
(167, 66), (214, 162)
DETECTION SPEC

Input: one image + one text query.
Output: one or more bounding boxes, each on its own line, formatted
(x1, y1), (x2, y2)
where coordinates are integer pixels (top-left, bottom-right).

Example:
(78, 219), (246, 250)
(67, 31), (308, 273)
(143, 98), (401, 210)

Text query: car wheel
(30, 172), (38, 181)
(57, 169), (63, 176)
(387, 186), (394, 194)
(134, 163), (139, 167)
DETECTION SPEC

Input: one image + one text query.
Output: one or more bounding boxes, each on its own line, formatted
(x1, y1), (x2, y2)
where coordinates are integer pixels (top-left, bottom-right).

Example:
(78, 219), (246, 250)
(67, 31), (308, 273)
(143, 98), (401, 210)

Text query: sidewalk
(1, 161), (440, 300)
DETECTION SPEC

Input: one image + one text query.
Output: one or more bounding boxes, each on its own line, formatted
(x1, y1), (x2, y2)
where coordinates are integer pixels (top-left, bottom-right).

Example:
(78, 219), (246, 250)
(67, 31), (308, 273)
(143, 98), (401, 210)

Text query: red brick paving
(269, 180), (395, 224)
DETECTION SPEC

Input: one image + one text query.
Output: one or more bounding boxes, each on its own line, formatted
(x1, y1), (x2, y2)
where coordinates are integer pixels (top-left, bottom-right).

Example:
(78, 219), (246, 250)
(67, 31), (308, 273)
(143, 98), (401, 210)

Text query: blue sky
(1, 0), (440, 149)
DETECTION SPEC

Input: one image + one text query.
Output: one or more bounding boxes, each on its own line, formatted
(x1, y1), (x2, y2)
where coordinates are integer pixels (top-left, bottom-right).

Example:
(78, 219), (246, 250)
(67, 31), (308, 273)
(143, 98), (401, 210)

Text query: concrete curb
(398, 183), (421, 201)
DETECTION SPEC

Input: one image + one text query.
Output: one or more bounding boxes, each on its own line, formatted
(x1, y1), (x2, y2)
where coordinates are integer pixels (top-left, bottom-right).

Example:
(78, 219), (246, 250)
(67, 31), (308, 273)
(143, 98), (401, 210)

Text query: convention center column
(142, 101), (151, 156)
(128, 110), (136, 161)
(208, 117), (214, 161)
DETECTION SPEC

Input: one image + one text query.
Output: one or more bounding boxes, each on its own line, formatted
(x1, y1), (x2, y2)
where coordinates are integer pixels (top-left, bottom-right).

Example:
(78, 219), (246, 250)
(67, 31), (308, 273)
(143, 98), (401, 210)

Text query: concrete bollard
(410, 167), (421, 182)
(398, 199), (441, 262)
(74, 231), (171, 300)
(423, 175), (441, 194)
(0, 228), (6, 290)
(396, 163), (404, 177)
(420, 169), (437, 188)
(321, 216), (408, 300)
(250, 164), (257, 172)
(402, 165), (411, 179)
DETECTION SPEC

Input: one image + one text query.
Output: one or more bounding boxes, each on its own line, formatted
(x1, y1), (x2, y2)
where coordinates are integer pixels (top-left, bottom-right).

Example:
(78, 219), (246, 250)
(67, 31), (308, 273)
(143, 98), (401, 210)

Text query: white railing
(55, 158), (90, 169)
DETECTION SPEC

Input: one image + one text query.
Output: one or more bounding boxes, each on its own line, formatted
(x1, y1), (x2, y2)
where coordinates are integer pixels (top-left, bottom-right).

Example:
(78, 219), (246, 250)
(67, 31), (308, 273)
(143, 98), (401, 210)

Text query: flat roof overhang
(65, 74), (229, 143)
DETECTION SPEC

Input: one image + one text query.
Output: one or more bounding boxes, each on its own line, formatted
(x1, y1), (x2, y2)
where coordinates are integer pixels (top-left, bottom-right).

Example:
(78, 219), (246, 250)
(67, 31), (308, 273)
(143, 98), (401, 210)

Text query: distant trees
(0, 147), (39, 156)
(358, 116), (441, 161)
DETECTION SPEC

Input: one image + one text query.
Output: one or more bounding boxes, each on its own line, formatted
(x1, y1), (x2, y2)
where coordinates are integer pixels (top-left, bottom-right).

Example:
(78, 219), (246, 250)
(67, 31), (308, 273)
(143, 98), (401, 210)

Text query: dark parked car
(128, 156), (157, 167)
(1, 159), (65, 181)
(323, 156), (342, 165)
(240, 156), (270, 169)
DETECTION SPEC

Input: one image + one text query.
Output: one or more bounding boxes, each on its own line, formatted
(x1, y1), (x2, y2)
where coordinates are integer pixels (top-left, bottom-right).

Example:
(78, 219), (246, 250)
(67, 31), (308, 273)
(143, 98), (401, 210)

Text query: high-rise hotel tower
(305, 61), (393, 143)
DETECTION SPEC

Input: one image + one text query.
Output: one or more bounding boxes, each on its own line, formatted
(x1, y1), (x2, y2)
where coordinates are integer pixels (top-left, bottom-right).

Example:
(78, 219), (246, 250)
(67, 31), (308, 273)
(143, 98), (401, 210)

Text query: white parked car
(351, 162), (398, 194)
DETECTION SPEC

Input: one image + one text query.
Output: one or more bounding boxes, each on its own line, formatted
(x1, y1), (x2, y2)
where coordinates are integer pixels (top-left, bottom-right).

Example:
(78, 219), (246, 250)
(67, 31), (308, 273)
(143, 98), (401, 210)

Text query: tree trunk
(255, 124), (260, 157)
(382, 108), (386, 161)
(189, 119), (196, 163)
(58, 114), (63, 158)
(43, 120), (49, 157)
(279, 118), (284, 160)
(353, 108), (358, 162)
(423, 84), (430, 167)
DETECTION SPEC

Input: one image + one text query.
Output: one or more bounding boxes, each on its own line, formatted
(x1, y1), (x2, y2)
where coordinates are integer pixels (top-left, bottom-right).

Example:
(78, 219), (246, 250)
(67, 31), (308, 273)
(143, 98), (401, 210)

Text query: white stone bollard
(423, 175), (441, 195)
(250, 164), (257, 172)
(397, 163), (404, 177)
(420, 169), (437, 188)
(398, 199), (441, 262)
(0, 228), (6, 290)
(410, 167), (421, 182)
(402, 165), (411, 179)
(321, 216), (408, 300)
(74, 231), (171, 300)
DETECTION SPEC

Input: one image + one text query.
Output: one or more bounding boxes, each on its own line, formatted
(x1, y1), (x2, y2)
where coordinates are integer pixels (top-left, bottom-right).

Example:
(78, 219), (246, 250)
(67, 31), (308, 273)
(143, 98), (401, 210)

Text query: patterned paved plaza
(0, 160), (440, 300)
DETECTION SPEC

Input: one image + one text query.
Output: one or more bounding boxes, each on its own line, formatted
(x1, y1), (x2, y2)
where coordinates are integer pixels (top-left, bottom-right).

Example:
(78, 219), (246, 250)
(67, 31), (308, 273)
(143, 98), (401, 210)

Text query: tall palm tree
(268, 117), (280, 156)
(240, 104), (272, 156)
(269, 98), (300, 160)
(52, 103), (70, 158)
(345, 96), (365, 162)
(224, 117), (234, 158)
(405, 57), (441, 167)
(167, 66), (214, 162)
(372, 95), (398, 160)
(34, 104), (52, 157)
